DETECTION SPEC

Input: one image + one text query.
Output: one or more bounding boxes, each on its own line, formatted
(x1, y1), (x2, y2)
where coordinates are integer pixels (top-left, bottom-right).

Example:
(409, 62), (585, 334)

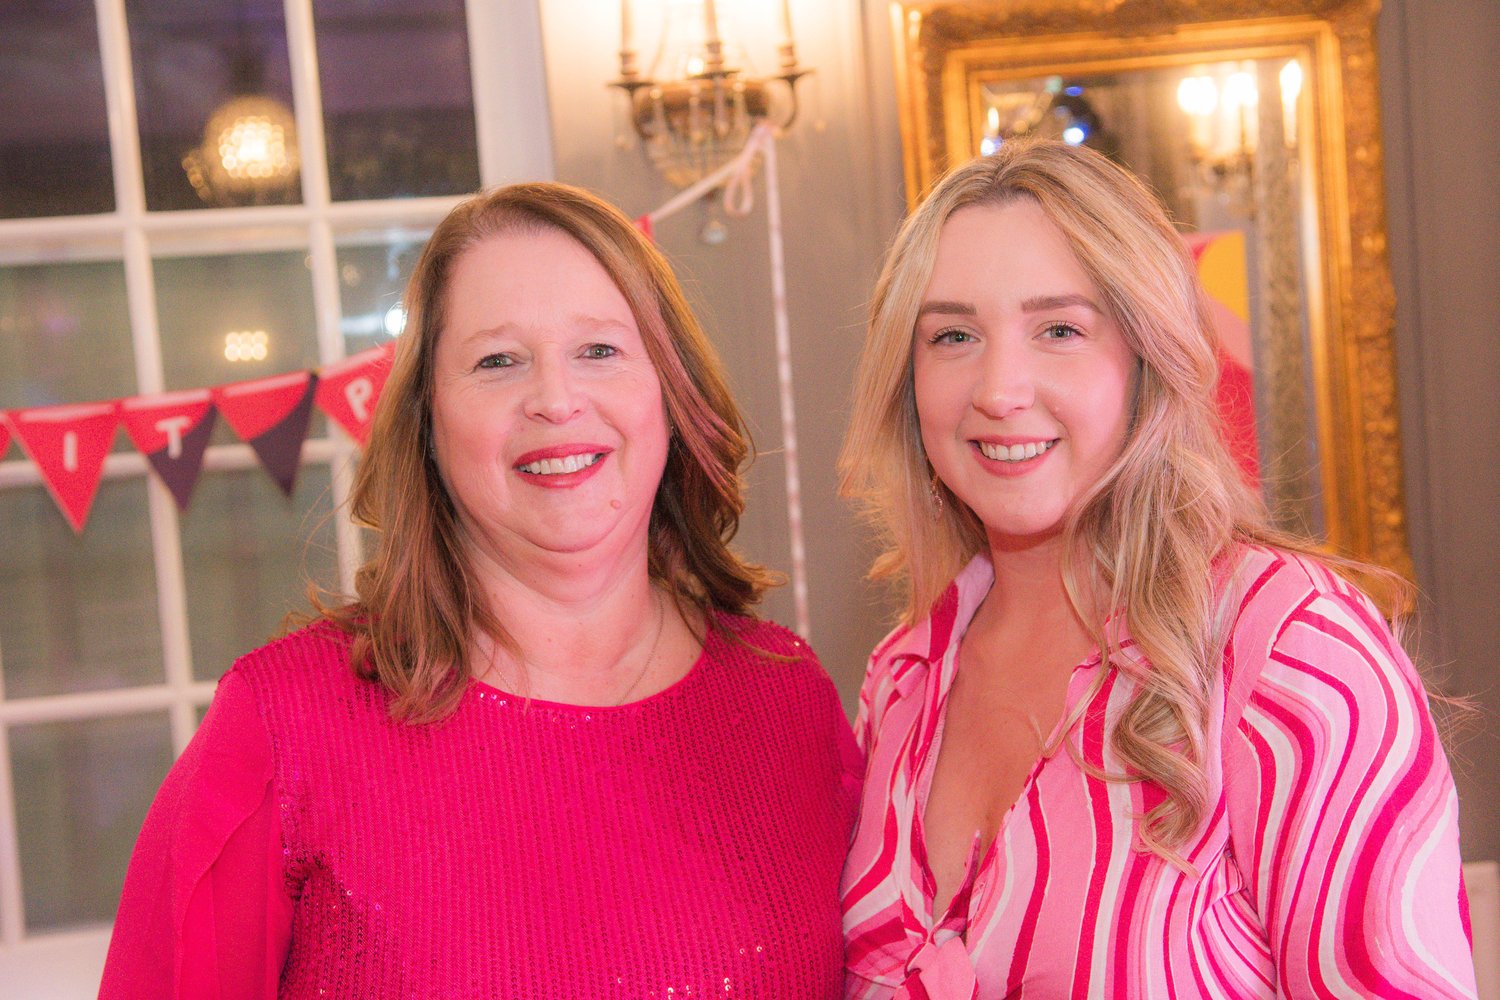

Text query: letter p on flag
(314, 343), (394, 445)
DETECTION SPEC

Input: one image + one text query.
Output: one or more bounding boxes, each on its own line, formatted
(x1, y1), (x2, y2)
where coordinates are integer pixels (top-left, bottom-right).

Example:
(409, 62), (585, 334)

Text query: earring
(929, 473), (945, 518)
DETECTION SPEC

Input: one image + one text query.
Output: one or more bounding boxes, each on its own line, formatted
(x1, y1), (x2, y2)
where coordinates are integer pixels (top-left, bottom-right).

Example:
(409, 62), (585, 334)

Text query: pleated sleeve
(99, 668), (294, 1000)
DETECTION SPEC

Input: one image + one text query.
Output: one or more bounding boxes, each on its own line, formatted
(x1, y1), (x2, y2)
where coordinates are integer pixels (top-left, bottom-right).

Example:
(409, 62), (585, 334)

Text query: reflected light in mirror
(1222, 71), (1258, 110)
(1177, 75), (1218, 116)
(1280, 59), (1304, 146)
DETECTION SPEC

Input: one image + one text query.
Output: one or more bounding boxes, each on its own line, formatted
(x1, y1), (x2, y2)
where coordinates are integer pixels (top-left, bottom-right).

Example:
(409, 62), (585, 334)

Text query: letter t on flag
(120, 389), (217, 510)
(9, 401), (121, 533)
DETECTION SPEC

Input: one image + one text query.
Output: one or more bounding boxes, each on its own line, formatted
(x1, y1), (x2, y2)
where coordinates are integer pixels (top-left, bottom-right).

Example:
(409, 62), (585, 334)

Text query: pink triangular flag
(214, 371), (317, 496)
(120, 389), (217, 510)
(315, 344), (394, 445)
(9, 401), (120, 532)
(0, 412), (11, 459)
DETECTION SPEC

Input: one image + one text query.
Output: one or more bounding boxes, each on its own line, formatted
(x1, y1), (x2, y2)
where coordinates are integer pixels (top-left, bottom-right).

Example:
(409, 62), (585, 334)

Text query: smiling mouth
(977, 440), (1058, 463)
(516, 453), (605, 476)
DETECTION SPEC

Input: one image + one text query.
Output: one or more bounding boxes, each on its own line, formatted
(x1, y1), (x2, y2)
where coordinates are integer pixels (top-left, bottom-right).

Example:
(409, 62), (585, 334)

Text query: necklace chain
(614, 590), (666, 705)
(480, 589), (666, 705)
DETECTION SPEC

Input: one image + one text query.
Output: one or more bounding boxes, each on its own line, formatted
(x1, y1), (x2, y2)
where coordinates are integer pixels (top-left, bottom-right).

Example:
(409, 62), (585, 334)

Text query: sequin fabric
(102, 612), (859, 999)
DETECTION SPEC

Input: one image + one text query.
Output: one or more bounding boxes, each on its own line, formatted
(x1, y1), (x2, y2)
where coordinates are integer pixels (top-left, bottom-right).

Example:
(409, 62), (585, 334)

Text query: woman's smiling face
(913, 198), (1138, 550)
(429, 226), (669, 575)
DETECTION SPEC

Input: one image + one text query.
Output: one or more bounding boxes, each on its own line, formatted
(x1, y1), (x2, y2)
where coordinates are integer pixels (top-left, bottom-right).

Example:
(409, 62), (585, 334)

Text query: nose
(972, 342), (1034, 418)
(523, 351), (585, 423)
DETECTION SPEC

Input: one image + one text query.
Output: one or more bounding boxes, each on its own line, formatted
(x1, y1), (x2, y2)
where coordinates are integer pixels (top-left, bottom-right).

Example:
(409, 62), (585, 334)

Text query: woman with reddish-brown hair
(101, 182), (859, 998)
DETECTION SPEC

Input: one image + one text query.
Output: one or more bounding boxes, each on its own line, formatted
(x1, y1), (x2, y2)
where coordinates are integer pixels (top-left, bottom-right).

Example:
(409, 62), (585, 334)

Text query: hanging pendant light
(182, 3), (300, 207)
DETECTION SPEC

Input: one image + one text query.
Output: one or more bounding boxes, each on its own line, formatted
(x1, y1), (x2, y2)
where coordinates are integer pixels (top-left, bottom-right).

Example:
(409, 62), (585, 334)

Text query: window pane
(181, 463), (337, 681)
(0, 259), (137, 452)
(0, 479), (164, 698)
(127, 0), (301, 211)
(10, 712), (174, 931)
(314, 0), (480, 201)
(0, 1), (114, 219)
(153, 248), (325, 442)
(337, 236), (423, 356)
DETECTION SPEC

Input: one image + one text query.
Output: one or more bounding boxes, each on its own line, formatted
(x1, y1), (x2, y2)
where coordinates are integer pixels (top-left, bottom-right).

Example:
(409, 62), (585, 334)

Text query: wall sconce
(1177, 67), (1259, 193)
(609, 1), (812, 189)
(1177, 59), (1304, 209)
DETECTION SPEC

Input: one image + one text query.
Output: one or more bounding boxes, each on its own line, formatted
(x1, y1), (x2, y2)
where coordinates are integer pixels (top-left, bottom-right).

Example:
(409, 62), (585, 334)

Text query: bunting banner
(313, 343), (395, 445)
(1, 346), (395, 531)
(214, 371), (318, 497)
(119, 389), (217, 511)
(8, 401), (121, 534)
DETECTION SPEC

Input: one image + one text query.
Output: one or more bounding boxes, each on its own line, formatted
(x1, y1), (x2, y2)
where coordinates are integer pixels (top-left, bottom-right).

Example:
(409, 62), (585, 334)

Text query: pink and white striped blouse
(841, 546), (1476, 998)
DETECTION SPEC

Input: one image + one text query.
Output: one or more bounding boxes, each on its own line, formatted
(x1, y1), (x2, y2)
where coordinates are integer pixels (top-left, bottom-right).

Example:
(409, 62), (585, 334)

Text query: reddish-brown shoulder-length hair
(321, 182), (773, 721)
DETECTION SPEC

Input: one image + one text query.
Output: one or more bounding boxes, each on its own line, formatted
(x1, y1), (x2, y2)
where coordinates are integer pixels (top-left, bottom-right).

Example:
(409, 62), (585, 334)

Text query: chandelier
(609, 1), (811, 189)
(182, 9), (300, 207)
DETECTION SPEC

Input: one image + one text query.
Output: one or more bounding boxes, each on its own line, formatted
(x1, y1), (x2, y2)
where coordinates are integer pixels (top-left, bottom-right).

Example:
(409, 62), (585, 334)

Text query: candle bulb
(703, 0), (720, 45)
(778, 0), (798, 71)
(702, 0), (724, 72)
(619, 0), (637, 78)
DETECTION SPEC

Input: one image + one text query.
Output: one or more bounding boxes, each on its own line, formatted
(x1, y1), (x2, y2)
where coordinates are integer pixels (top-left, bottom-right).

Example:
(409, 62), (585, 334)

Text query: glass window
(314, 0), (479, 201)
(0, 480), (164, 698)
(10, 713), (175, 931)
(0, 0), (114, 219)
(0, 260), (136, 452)
(336, 236), (422, 355)
(127, 0), (302, 211)
(181, 464), (338, 681)
(153, 248), (324, 441)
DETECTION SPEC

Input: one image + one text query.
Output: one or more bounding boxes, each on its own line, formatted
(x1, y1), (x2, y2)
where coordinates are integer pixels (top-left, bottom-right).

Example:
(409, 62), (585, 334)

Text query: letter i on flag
(120, 389), (217, 510)
(9, 401), (121, 533)
(214, 371), (318, 496)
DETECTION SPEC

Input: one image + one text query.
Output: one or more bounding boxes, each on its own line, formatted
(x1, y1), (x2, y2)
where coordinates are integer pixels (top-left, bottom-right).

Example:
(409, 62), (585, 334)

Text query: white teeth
(978, 439), (1056, 462)
(518, 453), (603, 475)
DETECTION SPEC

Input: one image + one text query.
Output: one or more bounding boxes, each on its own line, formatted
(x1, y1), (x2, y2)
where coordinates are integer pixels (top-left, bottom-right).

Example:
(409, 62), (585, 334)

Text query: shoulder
(228, 618), (369, 705)
(1219, 544), (1415, 720)
(1219, 544), (1372, 650)
(709, 611), (820, 673)
(707, 611), (849, 708)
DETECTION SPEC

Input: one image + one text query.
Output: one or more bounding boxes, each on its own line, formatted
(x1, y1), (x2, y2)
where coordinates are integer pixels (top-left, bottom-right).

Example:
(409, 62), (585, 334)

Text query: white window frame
(0, 0), (551, 991)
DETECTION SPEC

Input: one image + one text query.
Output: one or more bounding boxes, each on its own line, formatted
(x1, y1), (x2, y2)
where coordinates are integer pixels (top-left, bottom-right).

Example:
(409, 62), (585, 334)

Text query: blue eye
(928, 328), (975, 345)
(1041, 322), (1081, 340)
(476, 353), (514, 369)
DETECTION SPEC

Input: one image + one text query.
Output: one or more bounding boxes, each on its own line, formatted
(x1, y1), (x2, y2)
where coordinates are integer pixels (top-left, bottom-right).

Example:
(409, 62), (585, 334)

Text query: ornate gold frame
(890, 0), (1409, 578)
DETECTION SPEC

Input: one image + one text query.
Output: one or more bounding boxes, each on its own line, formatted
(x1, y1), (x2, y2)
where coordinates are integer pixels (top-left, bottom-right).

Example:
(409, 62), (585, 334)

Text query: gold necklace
(614, 590), (666, 705)
(479, 590), (666, 705)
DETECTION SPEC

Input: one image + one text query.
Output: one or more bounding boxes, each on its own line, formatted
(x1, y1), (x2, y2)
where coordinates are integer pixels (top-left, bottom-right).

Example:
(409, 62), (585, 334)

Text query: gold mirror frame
(890, 0), (1410, 579)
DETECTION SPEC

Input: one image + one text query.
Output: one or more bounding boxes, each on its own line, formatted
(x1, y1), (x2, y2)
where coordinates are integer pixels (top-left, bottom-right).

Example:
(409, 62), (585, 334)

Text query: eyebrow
(1019, 293), (1103, 313)
(915, 300), (978, 318)
(915, 293), (1104, 318)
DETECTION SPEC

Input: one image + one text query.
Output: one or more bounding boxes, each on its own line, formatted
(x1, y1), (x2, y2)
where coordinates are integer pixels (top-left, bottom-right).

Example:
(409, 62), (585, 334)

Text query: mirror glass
(976, 53), (1324, 535)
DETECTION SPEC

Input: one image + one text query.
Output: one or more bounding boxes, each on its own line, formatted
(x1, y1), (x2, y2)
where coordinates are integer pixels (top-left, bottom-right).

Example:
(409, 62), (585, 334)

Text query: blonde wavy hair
(839, 140), (1400, 860)
(320, 182), (773, 723)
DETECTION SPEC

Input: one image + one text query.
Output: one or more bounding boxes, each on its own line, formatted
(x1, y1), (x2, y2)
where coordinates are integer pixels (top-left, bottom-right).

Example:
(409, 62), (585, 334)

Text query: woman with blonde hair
(839, 140), (1474, 998)
(102, 181), (858, 998)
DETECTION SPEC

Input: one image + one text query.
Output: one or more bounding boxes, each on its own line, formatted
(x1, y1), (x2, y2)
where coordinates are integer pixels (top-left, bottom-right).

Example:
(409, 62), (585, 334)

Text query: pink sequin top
(101, 612), (860, 999)
(841, 547), (1476, 998)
